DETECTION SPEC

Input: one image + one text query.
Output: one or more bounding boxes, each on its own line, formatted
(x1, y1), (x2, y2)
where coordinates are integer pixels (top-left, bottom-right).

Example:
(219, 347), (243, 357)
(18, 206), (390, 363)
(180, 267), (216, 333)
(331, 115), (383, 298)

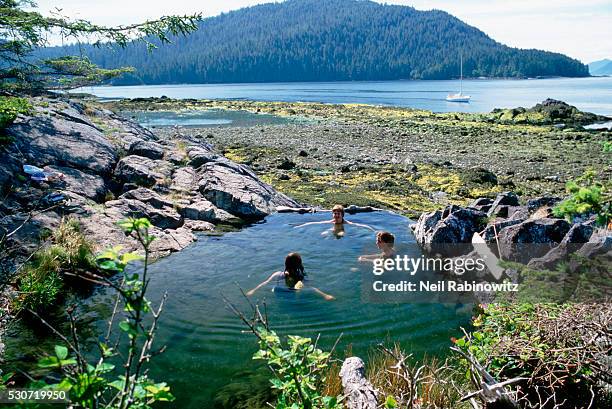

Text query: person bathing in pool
(246, 252), (335, 300)
(294, 204), (375, 237)
(358, 231), (396, 262)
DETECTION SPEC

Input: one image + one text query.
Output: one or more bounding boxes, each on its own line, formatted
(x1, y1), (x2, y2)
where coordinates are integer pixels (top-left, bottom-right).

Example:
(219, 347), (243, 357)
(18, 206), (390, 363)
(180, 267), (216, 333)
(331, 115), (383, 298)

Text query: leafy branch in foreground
(1, 0), (202, 90)
(225, 295), (342, 409)
(24, 218), (172, 408)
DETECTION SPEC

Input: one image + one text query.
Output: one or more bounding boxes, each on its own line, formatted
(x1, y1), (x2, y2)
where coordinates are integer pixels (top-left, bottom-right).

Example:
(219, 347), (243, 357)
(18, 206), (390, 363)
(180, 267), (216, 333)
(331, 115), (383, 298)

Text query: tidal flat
(108, 98), (612, 217)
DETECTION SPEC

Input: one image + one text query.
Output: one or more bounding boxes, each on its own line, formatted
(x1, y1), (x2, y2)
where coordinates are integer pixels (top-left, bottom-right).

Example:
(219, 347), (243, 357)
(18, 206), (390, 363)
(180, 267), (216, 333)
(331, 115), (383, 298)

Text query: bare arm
(293, 220), (332, 228)
(345, 220), (376, 231)
(358, 253), (382, 262)
(246, 272), (279, 296)
(311, 287), (335, 301)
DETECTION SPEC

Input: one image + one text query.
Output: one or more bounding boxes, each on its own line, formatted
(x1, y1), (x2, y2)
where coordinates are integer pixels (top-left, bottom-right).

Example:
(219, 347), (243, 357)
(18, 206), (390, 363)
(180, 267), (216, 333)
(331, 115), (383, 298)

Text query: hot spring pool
(135, 211), (471, 407)
(7, 211), (472, 407)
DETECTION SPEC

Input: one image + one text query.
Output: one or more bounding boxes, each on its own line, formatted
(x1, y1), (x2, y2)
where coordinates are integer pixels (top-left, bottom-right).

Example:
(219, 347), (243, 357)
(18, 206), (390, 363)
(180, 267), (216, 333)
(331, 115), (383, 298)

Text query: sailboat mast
(460, 54), (463, 94)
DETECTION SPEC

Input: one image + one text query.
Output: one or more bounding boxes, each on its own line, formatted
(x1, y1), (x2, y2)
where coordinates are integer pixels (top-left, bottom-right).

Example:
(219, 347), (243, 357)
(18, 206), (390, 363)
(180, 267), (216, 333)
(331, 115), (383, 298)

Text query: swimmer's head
(376, 231), (395, 249)
(332, 204), (344, 224)
(285, 252), (305, 280)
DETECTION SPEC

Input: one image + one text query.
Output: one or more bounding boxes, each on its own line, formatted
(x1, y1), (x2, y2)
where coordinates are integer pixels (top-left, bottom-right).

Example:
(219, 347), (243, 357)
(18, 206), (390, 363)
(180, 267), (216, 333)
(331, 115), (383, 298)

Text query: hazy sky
(34, 0), (611, 63)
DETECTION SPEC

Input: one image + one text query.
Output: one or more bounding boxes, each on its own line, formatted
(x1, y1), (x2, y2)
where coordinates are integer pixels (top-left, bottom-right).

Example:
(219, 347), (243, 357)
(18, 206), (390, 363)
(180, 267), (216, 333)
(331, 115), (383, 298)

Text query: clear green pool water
(139, 211), (471, 407)
(6, 211), (472, 407)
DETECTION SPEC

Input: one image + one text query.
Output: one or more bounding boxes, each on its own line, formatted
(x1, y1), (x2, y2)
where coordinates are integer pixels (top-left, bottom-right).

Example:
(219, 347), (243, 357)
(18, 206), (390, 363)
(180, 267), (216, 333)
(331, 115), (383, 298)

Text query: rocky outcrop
(7, 106), (117, 176)
(414, 205), (487, 249)
(199, 160), (298, 219)
(412, 191), (605, 268)
(528, 222), (595, 269)
(0, 97), (299, 261)
(128, 140), (165, 160)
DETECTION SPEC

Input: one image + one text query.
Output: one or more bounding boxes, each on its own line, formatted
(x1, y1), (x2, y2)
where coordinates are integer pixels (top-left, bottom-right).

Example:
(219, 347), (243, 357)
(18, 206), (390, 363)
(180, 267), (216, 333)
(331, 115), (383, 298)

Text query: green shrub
(553, 170), (611, 226)
(14, 218), (96, 313)
(28, 218), (175, 408)
(252, 329), (340, 409)
(0, 96), (32, 143)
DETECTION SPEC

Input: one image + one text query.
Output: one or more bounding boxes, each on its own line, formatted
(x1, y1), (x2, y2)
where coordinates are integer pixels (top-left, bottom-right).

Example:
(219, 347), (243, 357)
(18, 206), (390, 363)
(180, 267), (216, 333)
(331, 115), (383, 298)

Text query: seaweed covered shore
(109, 97), (611, 218)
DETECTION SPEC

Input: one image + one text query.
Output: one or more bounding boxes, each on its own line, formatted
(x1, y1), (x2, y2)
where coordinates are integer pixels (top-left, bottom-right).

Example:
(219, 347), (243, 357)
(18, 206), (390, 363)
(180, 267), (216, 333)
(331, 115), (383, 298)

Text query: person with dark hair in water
(294, 204), (375, 237)
(246, 252), (335, 300)
(358, 231), (396, 262)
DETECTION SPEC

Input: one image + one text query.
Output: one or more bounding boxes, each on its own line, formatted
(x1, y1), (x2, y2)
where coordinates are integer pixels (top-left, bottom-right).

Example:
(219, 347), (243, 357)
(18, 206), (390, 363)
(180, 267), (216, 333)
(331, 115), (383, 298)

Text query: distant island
(589, 59), (612, 76)
(40, 0), (589, 84)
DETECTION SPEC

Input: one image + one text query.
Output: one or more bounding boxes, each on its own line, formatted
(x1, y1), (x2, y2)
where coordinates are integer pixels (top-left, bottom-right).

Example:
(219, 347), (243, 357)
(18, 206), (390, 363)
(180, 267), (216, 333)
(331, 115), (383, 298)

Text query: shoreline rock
(0, 97), (300, 266)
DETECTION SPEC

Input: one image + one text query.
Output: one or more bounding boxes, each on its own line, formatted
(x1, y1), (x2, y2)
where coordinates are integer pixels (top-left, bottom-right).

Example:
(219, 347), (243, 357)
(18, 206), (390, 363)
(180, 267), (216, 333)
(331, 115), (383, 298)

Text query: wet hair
(377, 231), (395, 245)
(332, 204), (344, 216)
(285, 252), (305, 280)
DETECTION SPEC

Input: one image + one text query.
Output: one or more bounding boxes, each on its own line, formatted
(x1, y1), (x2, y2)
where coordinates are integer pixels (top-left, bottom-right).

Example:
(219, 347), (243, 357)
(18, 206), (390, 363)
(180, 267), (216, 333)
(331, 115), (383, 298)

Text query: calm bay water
(77, 77), (612, 116)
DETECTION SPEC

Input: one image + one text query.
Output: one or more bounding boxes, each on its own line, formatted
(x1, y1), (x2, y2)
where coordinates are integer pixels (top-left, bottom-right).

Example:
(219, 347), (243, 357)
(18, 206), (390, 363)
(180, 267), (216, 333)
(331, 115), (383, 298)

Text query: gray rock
(114, 155), (172, 188)
(576, 233), (612, 261)
(340, 357), (377, 409)
(528, 222), (595, 269)
(188, 146), (219, 168)
(183, 219), (215, 232)
(498, 218), (571, 262)
(487, 192), (520, 217)
(148, 227), (195, 256)
(46, 165), (107, 202)
(178, 198), (239, 224)
(468, 198), (493, 208)
(198, 161), (299, 219)
(479, 218), (526, 242)
(120, 187), (173, 209)
(104, 197), (182, 229)
(7, 111), (117, 175)
(526, 196), (562, 212)
(414, 206), (487, 249)
(170, 167), (198, 194)
(128, 140), (165, 160)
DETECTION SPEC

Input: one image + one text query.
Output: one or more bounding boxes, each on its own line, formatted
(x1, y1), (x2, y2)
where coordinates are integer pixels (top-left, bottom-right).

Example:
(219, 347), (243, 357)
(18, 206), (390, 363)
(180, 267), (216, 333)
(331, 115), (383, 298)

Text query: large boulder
(198, 161), (299, 219)
(120, 187), (173, 209)
(188, 146), (220, 168)
(128, 140), (165, 160)
(178, 198), (239, 224)
(7, 110), (117, 176)
(413, 205), (487, 250)
(114, 155), (172, 188)
(498, 218), (571, 262)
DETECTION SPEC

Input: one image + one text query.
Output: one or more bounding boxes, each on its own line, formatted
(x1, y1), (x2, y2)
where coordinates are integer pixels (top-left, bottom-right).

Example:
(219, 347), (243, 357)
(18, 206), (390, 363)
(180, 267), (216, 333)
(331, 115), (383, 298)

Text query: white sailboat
(446, 55), (471, 103)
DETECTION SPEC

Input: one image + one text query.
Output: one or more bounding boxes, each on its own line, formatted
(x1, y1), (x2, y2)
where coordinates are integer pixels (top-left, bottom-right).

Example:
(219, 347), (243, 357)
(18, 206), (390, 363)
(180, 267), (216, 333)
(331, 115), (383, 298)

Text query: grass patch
(13, 218), (97, 313)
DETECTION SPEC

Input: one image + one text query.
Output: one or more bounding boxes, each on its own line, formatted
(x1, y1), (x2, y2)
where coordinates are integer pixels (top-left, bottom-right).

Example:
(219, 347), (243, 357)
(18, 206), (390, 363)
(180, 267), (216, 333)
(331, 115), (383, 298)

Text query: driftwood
(339, 357), (377, 409)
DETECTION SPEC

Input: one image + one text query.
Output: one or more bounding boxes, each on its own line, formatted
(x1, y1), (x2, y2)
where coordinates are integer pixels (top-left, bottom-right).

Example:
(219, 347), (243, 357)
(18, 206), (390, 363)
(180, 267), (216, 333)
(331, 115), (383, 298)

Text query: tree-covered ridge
(39, 0), (589, 85)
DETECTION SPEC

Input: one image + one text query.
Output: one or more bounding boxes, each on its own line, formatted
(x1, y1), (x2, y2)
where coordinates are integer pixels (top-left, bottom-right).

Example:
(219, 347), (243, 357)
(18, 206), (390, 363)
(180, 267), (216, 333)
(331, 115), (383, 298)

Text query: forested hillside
(40, 0), (589, 84)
